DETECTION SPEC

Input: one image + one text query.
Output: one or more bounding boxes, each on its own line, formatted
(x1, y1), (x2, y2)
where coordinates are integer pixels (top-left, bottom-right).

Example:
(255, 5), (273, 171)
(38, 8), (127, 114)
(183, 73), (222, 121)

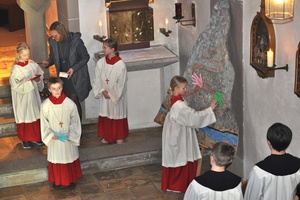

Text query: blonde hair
(166, 76), (187, 111)
(15, 42), (30, 63)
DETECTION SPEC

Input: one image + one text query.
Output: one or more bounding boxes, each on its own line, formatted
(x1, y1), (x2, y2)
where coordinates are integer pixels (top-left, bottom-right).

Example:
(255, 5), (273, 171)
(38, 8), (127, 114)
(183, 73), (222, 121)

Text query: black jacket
(48, 32), (92, 102)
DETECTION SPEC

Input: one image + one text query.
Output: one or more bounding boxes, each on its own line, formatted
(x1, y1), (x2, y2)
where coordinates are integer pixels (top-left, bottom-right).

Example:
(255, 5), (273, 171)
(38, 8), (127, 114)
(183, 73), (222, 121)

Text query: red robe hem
(17, 119), (41, 141)
(161, 161), (198, 192)
(97, 116), (129, 142)
(48, 158), (82, 186)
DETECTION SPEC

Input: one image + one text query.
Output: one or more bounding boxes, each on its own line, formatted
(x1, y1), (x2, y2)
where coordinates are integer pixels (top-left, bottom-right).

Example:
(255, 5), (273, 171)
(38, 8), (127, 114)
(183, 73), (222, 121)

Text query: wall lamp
(265, 0), (294, 23)
(173, 3), (196, 27)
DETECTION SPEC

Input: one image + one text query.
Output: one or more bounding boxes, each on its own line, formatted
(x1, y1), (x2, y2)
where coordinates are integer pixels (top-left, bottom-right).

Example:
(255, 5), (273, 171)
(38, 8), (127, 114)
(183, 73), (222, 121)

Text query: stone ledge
(0, 150), (161, 188)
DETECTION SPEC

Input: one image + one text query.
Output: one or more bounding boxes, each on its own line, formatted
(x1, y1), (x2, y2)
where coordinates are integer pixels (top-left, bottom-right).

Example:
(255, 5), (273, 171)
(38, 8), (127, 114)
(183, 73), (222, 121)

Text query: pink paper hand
(192, 73), (203, 88)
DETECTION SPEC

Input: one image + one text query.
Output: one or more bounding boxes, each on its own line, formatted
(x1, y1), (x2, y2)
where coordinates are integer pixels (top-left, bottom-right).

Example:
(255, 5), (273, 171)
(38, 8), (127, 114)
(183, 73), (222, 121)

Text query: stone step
(0, 77), (9, 87)
(0, 125), (163, 188)
(0, 98), (13, 116)
(0, 115), (16, 138)
(0, 84), (11, 98)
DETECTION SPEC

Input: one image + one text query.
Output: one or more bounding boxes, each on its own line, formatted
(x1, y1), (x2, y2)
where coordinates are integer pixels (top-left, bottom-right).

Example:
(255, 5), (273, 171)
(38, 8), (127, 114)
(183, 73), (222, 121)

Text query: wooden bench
(0, 0), (24, 32)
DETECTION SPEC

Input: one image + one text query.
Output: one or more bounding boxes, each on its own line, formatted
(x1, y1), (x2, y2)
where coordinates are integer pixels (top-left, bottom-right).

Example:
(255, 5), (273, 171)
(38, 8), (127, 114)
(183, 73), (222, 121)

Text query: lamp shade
(265, 0), (294, 21)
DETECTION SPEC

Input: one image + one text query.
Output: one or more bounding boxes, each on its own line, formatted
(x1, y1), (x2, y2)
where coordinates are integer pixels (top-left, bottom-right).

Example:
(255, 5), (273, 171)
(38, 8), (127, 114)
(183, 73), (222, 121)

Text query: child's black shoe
(52, 183), (61, 190)
(68, 183), (76, 189)
(22, 142), (31, 149)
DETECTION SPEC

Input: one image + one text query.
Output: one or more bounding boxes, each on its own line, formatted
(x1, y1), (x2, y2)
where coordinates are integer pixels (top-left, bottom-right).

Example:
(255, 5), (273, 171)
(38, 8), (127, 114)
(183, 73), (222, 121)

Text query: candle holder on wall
(173, 3), (196, 27)
(160, 28), (172, 37)
(93, 35), (107, 43)
(267, 64), (289, 71)
(250, 0), (289, 78)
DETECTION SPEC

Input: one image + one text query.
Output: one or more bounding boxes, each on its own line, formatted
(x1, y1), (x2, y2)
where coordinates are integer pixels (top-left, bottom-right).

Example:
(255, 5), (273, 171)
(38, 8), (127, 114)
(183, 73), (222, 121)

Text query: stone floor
(0, 163), (186, 200)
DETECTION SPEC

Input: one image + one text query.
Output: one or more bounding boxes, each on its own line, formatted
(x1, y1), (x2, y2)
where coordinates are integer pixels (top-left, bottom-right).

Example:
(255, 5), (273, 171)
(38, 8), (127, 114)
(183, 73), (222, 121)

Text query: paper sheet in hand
(59, 72), (68, 78)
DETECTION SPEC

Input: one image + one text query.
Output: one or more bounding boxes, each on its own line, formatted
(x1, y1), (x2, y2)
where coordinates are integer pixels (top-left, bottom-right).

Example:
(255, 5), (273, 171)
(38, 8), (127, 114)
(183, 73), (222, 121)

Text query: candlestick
(175, 3), (182, 18)
(267, 48), (274, 67)
(165, 19), (169, 32)
(99, 21), (103, 37)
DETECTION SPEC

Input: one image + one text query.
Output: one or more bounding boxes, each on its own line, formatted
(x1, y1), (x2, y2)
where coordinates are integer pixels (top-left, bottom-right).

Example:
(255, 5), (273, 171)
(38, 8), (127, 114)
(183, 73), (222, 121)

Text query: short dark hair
(211, 142), (235, 167)
(103, 38), (118, 55)
(47, 76), (63, 89)
(267, 122), (292, 151)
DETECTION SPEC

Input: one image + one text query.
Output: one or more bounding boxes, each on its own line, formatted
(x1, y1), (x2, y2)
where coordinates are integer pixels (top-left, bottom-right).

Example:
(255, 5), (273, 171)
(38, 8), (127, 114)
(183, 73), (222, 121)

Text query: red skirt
(48, 159), (82, 186)
(17, 119), (41, 142)
(97, 116), (129, 142)
(161, 161), (198, 192)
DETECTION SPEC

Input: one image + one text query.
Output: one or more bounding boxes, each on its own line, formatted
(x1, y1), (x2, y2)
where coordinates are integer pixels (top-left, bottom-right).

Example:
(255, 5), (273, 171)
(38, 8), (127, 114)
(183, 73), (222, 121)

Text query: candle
(267, 48), (274, 67)
(175, 3), (182, 18)
(99, 21), (103, 37)
(165, 19), (169, 32)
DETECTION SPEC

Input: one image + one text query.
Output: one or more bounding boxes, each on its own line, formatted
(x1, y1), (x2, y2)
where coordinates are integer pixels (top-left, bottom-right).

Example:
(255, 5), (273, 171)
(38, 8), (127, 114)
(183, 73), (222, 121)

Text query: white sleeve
(92, 59), (105, 98)
(170, 101), (216, 128)
(108, 62), (127, 104)
(40, 101), (56, 145)
(244, 167), (263, 200)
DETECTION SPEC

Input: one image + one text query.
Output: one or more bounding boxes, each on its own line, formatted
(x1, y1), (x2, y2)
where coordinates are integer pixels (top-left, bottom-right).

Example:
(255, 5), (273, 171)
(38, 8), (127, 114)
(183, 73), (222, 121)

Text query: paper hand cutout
(192, 73), (203, 88)
(213, 91), (225, 107)
(56, 133), (69, 142)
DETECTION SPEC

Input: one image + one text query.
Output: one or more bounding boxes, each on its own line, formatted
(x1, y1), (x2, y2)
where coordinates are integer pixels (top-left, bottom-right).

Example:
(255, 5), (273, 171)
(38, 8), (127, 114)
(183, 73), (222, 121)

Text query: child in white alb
(40, 77), (82, 189)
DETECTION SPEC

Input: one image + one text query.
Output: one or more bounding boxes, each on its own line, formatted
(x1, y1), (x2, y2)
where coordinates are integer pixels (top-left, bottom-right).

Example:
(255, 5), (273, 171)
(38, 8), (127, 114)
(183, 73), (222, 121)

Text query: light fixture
(173, 3), (196, 27)
(265, 0), (294, 22)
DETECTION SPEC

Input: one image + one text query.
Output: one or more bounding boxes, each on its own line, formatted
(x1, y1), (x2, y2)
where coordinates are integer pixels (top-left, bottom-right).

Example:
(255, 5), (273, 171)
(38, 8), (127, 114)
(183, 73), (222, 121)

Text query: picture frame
(294, 42), (300, 97)
(250, 11), (276, 78)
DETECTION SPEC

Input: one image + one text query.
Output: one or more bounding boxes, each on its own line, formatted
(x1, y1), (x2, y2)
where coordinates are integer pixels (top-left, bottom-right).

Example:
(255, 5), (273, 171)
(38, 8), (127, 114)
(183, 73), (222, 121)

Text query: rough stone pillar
(17, 0), (50, 77)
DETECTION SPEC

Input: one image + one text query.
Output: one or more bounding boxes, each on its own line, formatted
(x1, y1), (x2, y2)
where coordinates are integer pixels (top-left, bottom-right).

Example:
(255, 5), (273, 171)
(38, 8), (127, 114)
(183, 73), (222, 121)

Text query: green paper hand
(214, 91), (225, 107)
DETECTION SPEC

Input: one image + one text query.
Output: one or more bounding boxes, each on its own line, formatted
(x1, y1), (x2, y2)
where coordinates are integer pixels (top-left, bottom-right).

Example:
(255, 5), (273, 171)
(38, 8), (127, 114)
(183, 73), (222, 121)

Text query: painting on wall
(250, 10), (276, 78)
(294, 42), (300, 97)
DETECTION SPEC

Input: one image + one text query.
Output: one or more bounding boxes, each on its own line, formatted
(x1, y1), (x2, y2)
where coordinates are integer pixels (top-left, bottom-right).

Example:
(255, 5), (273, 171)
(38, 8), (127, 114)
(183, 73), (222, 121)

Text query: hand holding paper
(192, 73), (203, 88)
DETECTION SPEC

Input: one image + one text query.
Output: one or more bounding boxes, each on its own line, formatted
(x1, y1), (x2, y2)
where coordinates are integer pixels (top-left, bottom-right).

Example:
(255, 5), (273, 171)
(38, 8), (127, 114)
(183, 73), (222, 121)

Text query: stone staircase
(0, 76), (163, 189)
(0, 77), (16, 138)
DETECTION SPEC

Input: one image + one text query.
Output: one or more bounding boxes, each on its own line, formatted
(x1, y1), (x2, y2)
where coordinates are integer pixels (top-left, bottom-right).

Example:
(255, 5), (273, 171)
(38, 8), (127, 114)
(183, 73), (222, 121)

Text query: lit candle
(267, 48), (274, 67)
(99, 21), (103, 37)
(165, 19), (169, 32)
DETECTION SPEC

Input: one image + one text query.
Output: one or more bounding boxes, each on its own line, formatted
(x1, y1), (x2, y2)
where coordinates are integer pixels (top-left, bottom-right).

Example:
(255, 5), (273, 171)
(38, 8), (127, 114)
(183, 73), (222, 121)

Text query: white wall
(178, 0), (211, 74)
(243, 0), (300, 177)
(77, 0), (179, 129)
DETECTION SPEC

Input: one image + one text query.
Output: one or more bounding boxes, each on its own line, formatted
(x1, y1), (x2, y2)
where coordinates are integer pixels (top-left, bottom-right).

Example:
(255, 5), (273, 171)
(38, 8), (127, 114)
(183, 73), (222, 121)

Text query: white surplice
(92, 57), (128, 119)
(244, 165), (300, 200)
(184, 179), (243, 200)
(162, 100), (216, 168)
(41, 97), (81, 164)
(9, 60), (44, 123)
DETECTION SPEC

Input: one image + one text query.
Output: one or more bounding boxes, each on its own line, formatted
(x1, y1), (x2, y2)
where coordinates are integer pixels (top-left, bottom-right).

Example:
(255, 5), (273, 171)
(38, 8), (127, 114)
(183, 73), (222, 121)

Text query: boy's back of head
(211, 142), (235, 167)
(267, 122), (292, 152)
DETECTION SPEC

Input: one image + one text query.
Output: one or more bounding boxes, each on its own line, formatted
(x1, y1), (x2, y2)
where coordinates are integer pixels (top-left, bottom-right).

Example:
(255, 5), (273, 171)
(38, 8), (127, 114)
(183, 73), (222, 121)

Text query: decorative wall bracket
(268, 64), (289, 71)
(160, 28), (172, 37)
(173, 3), (196, 27)
(93, 35), (106, 43)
